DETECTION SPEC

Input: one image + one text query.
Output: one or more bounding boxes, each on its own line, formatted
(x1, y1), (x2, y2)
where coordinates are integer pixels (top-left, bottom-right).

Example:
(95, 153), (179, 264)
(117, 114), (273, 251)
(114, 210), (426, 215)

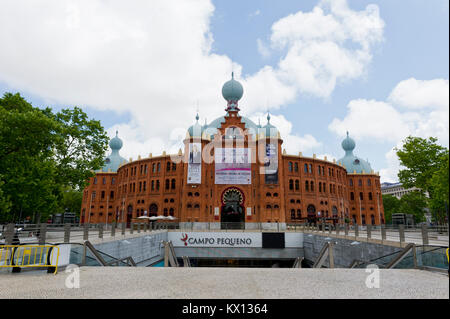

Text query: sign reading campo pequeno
(168, 232), (262, 248)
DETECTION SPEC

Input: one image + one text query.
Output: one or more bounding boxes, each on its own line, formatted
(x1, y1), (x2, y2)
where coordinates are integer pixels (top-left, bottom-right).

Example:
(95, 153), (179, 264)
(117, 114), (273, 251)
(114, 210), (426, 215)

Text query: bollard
(328, 224), (332, 234)
(64, 224), (71, 243)
(99, 224), (103, 239)
(130, 222), (134, 234)
(344, 224), (349, 236)
(367, 224), (372, 239)
(5, 223), (15, 245)
(144, 223), (148, 232)
(336, 224), (340, 235)
(421, 224), (429, 245)
(121, 222), (125, 235)
(381, 224), (386, 241)
(137, 223), (141, 233)
(355, 224), (359, 238)
(399, 225), (405, 243)
(39, 223), (47, 245)
(83, 224), (89, 241)
(111, 222), (116, 237)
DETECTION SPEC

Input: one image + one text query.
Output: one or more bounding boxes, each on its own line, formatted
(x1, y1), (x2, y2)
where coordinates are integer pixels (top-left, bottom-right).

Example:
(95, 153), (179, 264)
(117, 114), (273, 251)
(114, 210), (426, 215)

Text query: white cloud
(388, 78), (449, 110)
(256, 39), (271, 59)
(328, 78), (449, 182)
(0, 0), (383, 159)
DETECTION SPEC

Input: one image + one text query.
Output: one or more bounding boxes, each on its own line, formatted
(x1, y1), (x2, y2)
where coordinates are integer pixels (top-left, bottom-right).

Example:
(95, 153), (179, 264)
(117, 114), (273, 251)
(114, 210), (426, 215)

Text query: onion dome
(222, 72), (243, 110)
(263, 113), (279, 138)
(338, 132), (372, 174)
(101, 131), (127, 172)
(187, 113), (203, 138)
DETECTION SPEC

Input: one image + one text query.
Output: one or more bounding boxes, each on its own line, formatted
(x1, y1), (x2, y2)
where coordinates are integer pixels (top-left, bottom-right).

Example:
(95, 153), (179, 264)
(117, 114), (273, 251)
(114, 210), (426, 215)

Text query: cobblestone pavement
(0, 267), (447, 299)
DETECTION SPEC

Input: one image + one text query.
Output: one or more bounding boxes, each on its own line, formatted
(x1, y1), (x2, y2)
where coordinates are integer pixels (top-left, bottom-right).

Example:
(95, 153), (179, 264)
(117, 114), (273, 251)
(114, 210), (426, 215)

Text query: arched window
(310, 181), (314, 191)
(288, 162), (293, 172)
(367, 179), (371, 186)
(296, 199), (301, 204)
(163, 208), (168, 216)
(166, 162), (171, 171)
(156, 180), (160, 190)
(290, 199), (295, 204)
(152, 163), (156, 173)
(266, 192), (272, 197)
(188, 192), (193, 197)
(171, 179), (176, 189)
(295, 180), (299, 190)
(274, 205), (279, 209)
(349, 179), (353, 186)
(323, 183), (326, 193)
(294, 162), (298, 172)
(319, 182), (322, 192)
(304, 164), (308, 173)
(164, 198), (169, 203)
(350, 192), (355, 200)
(273, 193), (279, 197)
(102, 177), (106, 185)
(169, 208), (174, 216)
(194, 204), (200, 209)
(93, 177), (97, 184)
(362, 214), (366, 225)
(309, 164), (312, 173)
(358, 179), (362, 186)
(170, 198), (174, 203)
(305, 181), (309, 191)
(165, 179), (170, 190)
(291, 209), (295, 219)
(194, 192), (200, 197)
(187, 204), (192, 209)
(266, 205), (272, 209)
(172, 163), (176, 171)
(371, 214), (375, 225)
(360, 192), (364, 200)
(157, 163), (161, 172)
(297, 209), (301, 219)
(289, 179), (294, 190)
(369, 192), (373, 200)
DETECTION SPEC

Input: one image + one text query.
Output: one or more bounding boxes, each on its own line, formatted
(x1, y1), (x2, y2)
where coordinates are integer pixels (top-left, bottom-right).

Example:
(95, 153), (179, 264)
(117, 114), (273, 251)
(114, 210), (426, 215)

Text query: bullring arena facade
(81, 74), (385, 229)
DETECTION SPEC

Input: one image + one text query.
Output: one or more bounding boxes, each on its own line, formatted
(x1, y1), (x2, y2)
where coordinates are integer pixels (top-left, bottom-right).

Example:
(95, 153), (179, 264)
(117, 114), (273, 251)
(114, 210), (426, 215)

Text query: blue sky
(0, 0), (448, 182)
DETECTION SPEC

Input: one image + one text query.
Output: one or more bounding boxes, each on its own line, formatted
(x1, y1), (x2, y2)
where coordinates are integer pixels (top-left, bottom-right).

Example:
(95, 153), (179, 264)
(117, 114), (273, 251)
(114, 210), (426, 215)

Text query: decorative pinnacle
(267, 111), (271, 123)
(115, 130), (118, 136)
(195, 113), (199, 121)
(232, 71), (234, 79)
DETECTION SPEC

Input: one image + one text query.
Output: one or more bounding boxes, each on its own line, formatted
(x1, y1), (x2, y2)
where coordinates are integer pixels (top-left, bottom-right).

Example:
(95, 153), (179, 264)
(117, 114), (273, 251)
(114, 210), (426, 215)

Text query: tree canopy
(395, 136), (449, 223)
(0, 93), (108, 223)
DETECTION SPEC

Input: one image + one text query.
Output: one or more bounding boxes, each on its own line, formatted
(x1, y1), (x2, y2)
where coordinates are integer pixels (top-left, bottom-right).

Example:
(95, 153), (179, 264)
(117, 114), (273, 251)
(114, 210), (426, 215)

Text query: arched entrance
(307, 204), (316, 225)
(221, 188), (245, 229)
(149, 204), (158, 216)
(126, 205), (133, 228)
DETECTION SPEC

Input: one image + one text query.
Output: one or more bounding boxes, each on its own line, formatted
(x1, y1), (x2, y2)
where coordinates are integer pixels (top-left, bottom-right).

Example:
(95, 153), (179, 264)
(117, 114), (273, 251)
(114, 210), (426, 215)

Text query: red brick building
(81, 75), (384, 229)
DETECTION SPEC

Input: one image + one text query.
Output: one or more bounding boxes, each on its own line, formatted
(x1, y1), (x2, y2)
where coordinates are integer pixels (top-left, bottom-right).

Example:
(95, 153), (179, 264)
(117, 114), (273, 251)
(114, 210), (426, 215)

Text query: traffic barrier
(0, 245), (60, 274)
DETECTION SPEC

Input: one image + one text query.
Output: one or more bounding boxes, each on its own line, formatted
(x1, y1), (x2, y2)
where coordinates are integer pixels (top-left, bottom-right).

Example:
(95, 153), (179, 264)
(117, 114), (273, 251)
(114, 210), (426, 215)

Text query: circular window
(354, 159), (360, 165)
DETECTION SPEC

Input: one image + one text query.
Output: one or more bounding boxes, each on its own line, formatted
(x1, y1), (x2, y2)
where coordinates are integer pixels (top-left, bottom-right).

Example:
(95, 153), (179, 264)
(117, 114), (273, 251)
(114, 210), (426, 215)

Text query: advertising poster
(215, 148), (251, 184)
(264, 143), (278, 184)
(187, 143), (201, 184)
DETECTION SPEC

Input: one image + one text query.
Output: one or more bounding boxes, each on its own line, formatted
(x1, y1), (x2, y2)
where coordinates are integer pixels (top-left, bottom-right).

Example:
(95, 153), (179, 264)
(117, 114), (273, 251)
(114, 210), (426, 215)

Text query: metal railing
(0, 244), (60, 274)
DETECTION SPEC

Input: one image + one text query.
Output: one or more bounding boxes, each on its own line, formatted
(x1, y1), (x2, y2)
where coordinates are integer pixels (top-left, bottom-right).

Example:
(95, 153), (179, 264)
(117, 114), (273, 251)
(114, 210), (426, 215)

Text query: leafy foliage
(397, 191), (427, 223)
(382, 194), (400, 224)
(395, 136), (449, 223)
(0, 93), (108, 223)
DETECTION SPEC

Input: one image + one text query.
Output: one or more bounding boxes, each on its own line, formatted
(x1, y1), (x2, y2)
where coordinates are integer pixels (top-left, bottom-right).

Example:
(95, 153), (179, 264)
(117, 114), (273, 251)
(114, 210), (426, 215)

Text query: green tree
(396, 136), (448, 196)
(428, 152), (449, 223)
(60, 188), (83, 215)
(398, 191), (427, 223)
(382, 194), (401, 224)
(0, 93), (108, 223)
(396, 136), (449, 224)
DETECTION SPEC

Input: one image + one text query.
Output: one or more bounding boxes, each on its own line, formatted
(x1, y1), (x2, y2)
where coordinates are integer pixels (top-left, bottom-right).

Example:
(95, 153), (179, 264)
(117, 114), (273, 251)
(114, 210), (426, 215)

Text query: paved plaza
(0, 267), (447, 299)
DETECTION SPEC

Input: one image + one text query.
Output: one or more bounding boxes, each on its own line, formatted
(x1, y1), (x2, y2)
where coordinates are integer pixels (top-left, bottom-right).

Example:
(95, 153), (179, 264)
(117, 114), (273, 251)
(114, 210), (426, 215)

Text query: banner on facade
(215, 148), (251, 184)
(264, 143), (278, 184)
(187, 143), (201, 184)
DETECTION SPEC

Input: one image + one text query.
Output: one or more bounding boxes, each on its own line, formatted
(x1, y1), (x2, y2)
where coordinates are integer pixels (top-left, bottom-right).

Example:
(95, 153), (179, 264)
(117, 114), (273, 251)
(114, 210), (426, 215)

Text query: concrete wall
(174, 247), (303, 260)
(303, 233), (403, 268)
